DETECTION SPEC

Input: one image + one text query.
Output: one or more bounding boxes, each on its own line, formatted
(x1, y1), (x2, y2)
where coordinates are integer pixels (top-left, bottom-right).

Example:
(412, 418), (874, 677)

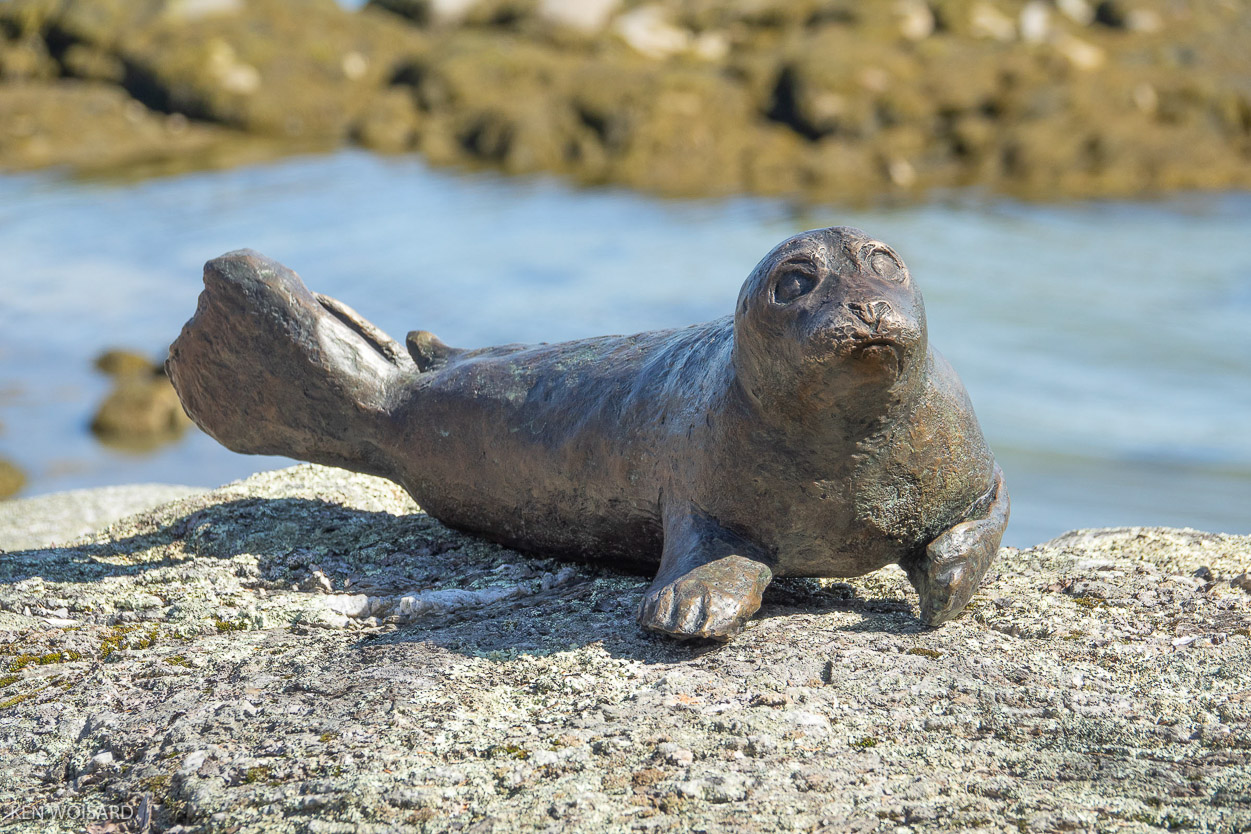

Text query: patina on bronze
(167, 227), (1009, 641)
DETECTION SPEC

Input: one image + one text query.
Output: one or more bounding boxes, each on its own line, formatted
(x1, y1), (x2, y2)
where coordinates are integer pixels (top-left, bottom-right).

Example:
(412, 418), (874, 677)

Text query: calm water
(0, 150), (1248, 547)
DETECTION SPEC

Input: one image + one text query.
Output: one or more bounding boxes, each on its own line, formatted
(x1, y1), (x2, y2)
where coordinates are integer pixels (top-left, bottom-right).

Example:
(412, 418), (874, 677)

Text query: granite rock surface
(0, 484), (203, 552)
(0, 464), (1248, 832)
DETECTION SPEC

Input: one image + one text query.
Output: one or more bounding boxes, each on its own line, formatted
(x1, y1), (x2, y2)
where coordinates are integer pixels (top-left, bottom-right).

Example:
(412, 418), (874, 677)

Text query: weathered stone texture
(1, 465), (1249, 832)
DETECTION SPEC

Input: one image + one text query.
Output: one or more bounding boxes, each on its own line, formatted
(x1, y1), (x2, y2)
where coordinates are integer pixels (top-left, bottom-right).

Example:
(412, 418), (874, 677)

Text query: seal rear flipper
(637, 508), (774, 641)
(406, 330), (464, 372)
(166, 250), (416, 479)
(906, 464), (1009, 626)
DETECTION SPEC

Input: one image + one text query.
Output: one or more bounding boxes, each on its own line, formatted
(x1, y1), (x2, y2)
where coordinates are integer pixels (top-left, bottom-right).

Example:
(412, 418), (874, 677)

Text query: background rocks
(0, 459), (23, 500)
(1, 0), (1249, 200)
(90, 349), (192, 452)
(0, 464), (1248, 831)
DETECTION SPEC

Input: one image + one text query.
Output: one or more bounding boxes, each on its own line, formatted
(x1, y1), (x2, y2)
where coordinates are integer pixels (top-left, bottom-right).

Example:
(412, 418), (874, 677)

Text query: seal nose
(850, 300), (894, 331)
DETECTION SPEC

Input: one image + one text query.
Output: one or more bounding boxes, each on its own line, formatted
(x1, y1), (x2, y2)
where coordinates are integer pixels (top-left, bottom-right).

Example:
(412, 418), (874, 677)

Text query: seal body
(167, 227), (1009, 640)
(389, 328), (993, 579)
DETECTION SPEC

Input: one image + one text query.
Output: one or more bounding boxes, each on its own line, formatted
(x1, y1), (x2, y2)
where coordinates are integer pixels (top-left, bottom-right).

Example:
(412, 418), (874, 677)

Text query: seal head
(733, 226), (926, 433)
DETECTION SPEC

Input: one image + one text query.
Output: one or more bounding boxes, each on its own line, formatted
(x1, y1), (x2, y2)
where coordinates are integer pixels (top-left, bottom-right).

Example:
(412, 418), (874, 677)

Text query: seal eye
(772, 270), (817, 304)
(868, 249), (905, 282)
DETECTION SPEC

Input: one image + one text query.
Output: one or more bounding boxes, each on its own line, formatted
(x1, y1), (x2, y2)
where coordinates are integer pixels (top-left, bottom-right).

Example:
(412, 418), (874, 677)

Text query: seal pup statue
(167, 227), (1009, 641)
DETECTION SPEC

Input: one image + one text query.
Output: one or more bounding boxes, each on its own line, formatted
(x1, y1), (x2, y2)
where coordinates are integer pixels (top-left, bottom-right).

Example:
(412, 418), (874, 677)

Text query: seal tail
(166, 250), (417, 479)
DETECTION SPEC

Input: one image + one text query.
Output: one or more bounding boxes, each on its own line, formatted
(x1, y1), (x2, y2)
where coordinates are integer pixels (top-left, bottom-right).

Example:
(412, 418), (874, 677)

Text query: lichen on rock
(0, 464), (1248, 832)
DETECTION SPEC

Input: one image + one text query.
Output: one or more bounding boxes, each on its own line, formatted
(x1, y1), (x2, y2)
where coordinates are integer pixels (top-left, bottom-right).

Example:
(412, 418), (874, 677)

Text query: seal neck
(729, 342), (926, 451)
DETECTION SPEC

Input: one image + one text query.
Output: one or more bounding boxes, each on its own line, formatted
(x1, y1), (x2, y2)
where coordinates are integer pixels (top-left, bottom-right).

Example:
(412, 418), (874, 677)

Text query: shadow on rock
(0, 490), (915, 662)
(759, 578), (924, 635)
(0, 497), (433, 584)
(0, 494), (669, 661)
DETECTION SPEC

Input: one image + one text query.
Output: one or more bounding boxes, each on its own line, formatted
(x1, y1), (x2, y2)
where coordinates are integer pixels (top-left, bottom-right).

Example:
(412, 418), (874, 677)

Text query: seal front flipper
(905, 465), (1009, 626)
(638, 509), (774, 641)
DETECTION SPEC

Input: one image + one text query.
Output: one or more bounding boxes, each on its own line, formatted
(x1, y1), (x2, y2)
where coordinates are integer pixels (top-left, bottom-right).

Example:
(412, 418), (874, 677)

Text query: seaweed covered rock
(0, 458), (23, 500)
(0, 0), (430, 173)
(0, 465), (1248, 831)
(90, 349), (192, 451)
(2, 0), (1250, 199)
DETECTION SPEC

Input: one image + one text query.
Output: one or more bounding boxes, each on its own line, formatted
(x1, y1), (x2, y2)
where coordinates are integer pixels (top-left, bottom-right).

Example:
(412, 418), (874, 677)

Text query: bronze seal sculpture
(167, 227), (1008, 641)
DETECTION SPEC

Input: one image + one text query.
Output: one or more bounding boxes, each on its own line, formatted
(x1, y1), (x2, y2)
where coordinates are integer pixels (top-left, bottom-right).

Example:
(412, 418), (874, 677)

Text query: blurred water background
(0, 149), (1248, 547)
